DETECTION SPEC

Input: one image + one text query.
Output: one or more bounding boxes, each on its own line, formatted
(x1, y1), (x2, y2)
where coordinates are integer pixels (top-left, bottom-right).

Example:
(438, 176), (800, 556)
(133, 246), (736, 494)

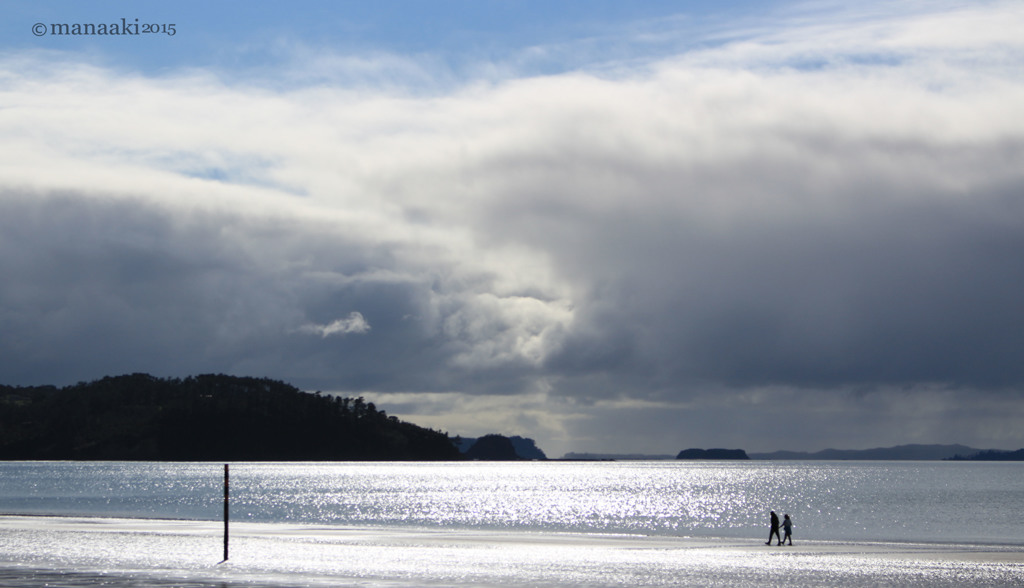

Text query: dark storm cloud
(465, 96), (1024, 396)
(545, 183), (1024, 392)
(0, 190), (560, 395)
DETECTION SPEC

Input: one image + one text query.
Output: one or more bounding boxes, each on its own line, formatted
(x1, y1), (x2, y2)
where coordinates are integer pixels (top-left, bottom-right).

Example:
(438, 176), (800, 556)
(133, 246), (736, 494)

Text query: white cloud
(299, 312), (371, 338)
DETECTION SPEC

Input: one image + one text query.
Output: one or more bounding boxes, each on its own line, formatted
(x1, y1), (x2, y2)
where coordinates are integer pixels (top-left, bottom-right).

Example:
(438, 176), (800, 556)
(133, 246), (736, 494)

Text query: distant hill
(465, 435), (520, 460)
(947, 448), (1024, 461)
(749, 444), (985, 461)
(676, 448), (749, 460)
(0, 373), (462, 461)
(456, 435), (547, 460)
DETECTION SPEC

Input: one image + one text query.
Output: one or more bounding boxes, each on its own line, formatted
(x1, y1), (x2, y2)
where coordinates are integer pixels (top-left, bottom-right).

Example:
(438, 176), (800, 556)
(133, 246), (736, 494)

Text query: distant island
(456, 435), (547, 460)
(749, 444), (1002, 461)
(560, 444), (1024, 461)
(0, 373), (462, 461)
(676, 448), (750, 460)
(946, 449), (1024, 461)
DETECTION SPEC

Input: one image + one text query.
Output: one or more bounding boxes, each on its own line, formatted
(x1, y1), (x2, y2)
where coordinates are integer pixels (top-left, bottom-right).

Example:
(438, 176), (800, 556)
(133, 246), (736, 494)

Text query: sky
(2, 1), (1023, 458)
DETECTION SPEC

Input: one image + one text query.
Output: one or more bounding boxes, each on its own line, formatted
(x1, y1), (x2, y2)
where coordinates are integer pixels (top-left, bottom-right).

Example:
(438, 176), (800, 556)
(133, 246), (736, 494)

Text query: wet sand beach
(1, 516), (1022, 587)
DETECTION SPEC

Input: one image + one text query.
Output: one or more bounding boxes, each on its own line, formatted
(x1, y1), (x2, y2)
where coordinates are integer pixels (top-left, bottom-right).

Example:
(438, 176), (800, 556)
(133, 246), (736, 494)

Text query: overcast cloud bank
(2, 2), (1023, 455)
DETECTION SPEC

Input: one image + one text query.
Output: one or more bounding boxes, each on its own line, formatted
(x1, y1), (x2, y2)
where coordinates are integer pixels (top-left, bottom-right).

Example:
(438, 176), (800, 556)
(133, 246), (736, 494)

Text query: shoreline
(1, 516), (1022, 587)
(3, 511), (1024, 550)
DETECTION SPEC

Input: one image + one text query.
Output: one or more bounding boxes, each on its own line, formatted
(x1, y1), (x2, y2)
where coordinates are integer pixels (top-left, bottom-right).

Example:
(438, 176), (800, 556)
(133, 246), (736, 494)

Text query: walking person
(781, 514), (793, 545)
(766, 511), (781, 545)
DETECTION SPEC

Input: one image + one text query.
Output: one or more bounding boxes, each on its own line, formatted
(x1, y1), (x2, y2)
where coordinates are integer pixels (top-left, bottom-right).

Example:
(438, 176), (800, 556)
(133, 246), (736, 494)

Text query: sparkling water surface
(1, 460), (1023, 544)
(1, 461), (1023, 587)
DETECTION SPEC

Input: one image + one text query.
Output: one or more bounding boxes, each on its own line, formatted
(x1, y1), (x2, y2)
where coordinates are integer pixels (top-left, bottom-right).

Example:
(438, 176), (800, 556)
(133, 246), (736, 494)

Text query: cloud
(1, 1), (1023, 454)
(300, 312), (371, 338)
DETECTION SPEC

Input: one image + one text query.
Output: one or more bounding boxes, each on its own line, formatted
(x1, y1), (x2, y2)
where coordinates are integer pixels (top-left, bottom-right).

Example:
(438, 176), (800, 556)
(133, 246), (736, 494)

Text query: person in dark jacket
(766, 511), (781, 545)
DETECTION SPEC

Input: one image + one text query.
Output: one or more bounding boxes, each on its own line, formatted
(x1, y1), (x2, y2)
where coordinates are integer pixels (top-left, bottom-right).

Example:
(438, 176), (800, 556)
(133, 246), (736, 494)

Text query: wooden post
(223, 463), (229, 562)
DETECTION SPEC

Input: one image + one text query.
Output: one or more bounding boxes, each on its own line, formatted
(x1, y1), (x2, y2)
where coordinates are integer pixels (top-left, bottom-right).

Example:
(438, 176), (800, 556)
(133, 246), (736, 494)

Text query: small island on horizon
(676, 448), (750, 460)
(561, 444), (1024, 461)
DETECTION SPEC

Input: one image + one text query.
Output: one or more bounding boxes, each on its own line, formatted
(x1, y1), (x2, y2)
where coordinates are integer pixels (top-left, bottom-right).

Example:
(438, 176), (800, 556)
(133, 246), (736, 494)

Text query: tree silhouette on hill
(0, 373), (462, 461)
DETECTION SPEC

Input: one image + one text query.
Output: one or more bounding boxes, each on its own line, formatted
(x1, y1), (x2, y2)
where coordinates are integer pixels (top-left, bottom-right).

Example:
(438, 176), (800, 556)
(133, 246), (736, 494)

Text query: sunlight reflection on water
(218, 460), (1024, 543)
(2, 461), (1024, 544)
(231, 462), (782, 534)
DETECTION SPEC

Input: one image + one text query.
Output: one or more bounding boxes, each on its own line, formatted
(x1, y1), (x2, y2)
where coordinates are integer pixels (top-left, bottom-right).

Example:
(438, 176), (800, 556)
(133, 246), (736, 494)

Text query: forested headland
(0, 373), (462, 461)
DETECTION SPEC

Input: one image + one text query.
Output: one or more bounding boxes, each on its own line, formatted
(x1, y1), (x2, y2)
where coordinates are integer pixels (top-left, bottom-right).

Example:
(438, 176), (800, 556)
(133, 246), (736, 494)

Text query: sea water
(2, 460), (1022, 543)
(1, 460), (1022, 586)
